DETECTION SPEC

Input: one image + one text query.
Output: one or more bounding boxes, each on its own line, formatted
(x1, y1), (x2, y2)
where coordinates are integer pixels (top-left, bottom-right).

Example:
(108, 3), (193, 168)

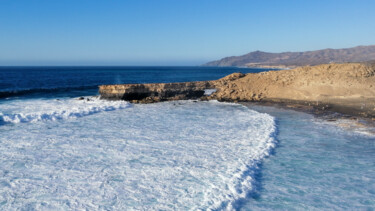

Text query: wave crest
(0, 97), (130, 124)
(0, 85), (98, 99)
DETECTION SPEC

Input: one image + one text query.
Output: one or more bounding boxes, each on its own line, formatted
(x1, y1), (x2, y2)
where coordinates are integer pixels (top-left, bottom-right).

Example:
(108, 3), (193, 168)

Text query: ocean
(0, 67), (374, 210)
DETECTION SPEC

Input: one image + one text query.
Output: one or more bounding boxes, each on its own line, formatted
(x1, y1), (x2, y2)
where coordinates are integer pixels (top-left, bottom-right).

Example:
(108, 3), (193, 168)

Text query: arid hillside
(210, 63), (375, 117)
(204, 45), (375, 68)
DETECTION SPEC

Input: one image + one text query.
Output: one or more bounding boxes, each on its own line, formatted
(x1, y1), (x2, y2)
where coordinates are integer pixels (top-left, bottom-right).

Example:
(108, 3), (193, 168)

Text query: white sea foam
(0, 96), (131, 123)
(204, 89), (217, 96)
(0, 100), (276, 210)
(313, 117), (375, 137)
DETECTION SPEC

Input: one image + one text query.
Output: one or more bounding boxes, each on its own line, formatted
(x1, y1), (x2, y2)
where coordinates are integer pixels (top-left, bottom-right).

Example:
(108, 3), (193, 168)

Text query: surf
(0, 96), (131, 124)
(0, 100), (276, 210)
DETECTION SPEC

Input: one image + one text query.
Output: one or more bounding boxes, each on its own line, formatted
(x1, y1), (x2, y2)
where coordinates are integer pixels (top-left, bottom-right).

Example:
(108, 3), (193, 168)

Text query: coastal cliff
(99, 63), (375, 118)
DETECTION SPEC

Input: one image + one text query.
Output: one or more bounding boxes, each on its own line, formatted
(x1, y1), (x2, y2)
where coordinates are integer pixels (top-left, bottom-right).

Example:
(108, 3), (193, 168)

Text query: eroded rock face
(99, 81), (214, 103)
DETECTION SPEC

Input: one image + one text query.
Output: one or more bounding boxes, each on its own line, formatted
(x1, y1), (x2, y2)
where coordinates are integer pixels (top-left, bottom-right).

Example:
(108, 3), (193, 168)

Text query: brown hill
(203, 45), (375, 68)
(209, 63), (375, 118)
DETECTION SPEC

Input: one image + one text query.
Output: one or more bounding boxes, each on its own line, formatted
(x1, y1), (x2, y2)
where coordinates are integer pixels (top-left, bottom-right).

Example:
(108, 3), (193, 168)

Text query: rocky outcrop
(99, 63), (375, 117)
(209, 63), (375, 117)
(99, 81), (213, 103)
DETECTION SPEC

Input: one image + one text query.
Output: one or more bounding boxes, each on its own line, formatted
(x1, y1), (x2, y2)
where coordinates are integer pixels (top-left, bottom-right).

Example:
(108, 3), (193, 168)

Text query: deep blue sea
(0, 66), (266, 99)
(0, 66), (374, 210)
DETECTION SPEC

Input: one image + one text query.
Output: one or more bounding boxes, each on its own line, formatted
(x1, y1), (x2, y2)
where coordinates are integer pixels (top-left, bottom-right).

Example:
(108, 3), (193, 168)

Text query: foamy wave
(0, 97), (130, 124)
(205, 104), (277, 210)
(0, 100), (277, 210)
(0, 85), (98, 99)
(313, 117), (375, 137)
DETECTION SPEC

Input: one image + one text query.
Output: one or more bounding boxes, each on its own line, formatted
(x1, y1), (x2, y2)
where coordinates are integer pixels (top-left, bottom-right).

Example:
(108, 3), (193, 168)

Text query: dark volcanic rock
(99, 81), (213, 103)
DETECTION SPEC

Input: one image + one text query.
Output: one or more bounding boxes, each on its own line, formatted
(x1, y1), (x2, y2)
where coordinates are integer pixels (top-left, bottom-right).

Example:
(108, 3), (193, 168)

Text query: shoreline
(236, 98), (375, 120)
(238, 100), (375, 135)
(99, 62), (375, 121)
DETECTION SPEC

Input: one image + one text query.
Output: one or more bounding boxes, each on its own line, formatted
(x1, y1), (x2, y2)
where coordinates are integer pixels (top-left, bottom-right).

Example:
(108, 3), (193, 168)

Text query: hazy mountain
(203, 45), (375, 67)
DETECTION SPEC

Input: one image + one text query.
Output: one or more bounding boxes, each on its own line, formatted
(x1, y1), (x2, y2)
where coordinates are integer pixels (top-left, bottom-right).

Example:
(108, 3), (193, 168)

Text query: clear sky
(0, 0), (374, 66)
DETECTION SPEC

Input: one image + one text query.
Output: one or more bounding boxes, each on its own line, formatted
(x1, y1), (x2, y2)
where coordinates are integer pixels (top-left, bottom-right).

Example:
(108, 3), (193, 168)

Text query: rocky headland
(99, 63), (375, 119)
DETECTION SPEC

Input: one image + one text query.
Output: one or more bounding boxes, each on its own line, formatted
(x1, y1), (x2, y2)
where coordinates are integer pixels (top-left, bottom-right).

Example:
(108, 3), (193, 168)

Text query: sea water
(0, 67), (374, 210)
(0, 66), (267, 99)
(243, 106), (375, 210)
(0, 99), (276, 210)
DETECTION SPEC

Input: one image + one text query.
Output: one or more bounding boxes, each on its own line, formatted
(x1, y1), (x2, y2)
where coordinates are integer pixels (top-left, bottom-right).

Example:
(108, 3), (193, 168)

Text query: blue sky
(0, 0), (374, 65)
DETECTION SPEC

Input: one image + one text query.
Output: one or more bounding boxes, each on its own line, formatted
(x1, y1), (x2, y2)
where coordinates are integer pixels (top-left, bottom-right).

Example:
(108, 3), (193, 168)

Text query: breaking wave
(0, 85), (98, 99)
(0, 96), (131, 124)
(0, 100), (277, 210)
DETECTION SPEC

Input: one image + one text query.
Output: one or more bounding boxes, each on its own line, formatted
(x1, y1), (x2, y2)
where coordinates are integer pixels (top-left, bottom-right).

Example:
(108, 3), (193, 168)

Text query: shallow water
(0, 98), (374, 210)
(0, 66), (374, 210)
(243, 105), (375, 210)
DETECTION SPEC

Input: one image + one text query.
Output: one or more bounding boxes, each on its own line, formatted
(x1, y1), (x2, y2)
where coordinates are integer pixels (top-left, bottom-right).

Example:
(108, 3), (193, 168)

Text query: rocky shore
(99, 81), (213, 103)
(99, 63), (375, 119)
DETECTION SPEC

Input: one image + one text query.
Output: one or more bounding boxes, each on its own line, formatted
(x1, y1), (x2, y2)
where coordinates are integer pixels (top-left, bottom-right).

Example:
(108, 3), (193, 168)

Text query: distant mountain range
(203, 45), (375, 68)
